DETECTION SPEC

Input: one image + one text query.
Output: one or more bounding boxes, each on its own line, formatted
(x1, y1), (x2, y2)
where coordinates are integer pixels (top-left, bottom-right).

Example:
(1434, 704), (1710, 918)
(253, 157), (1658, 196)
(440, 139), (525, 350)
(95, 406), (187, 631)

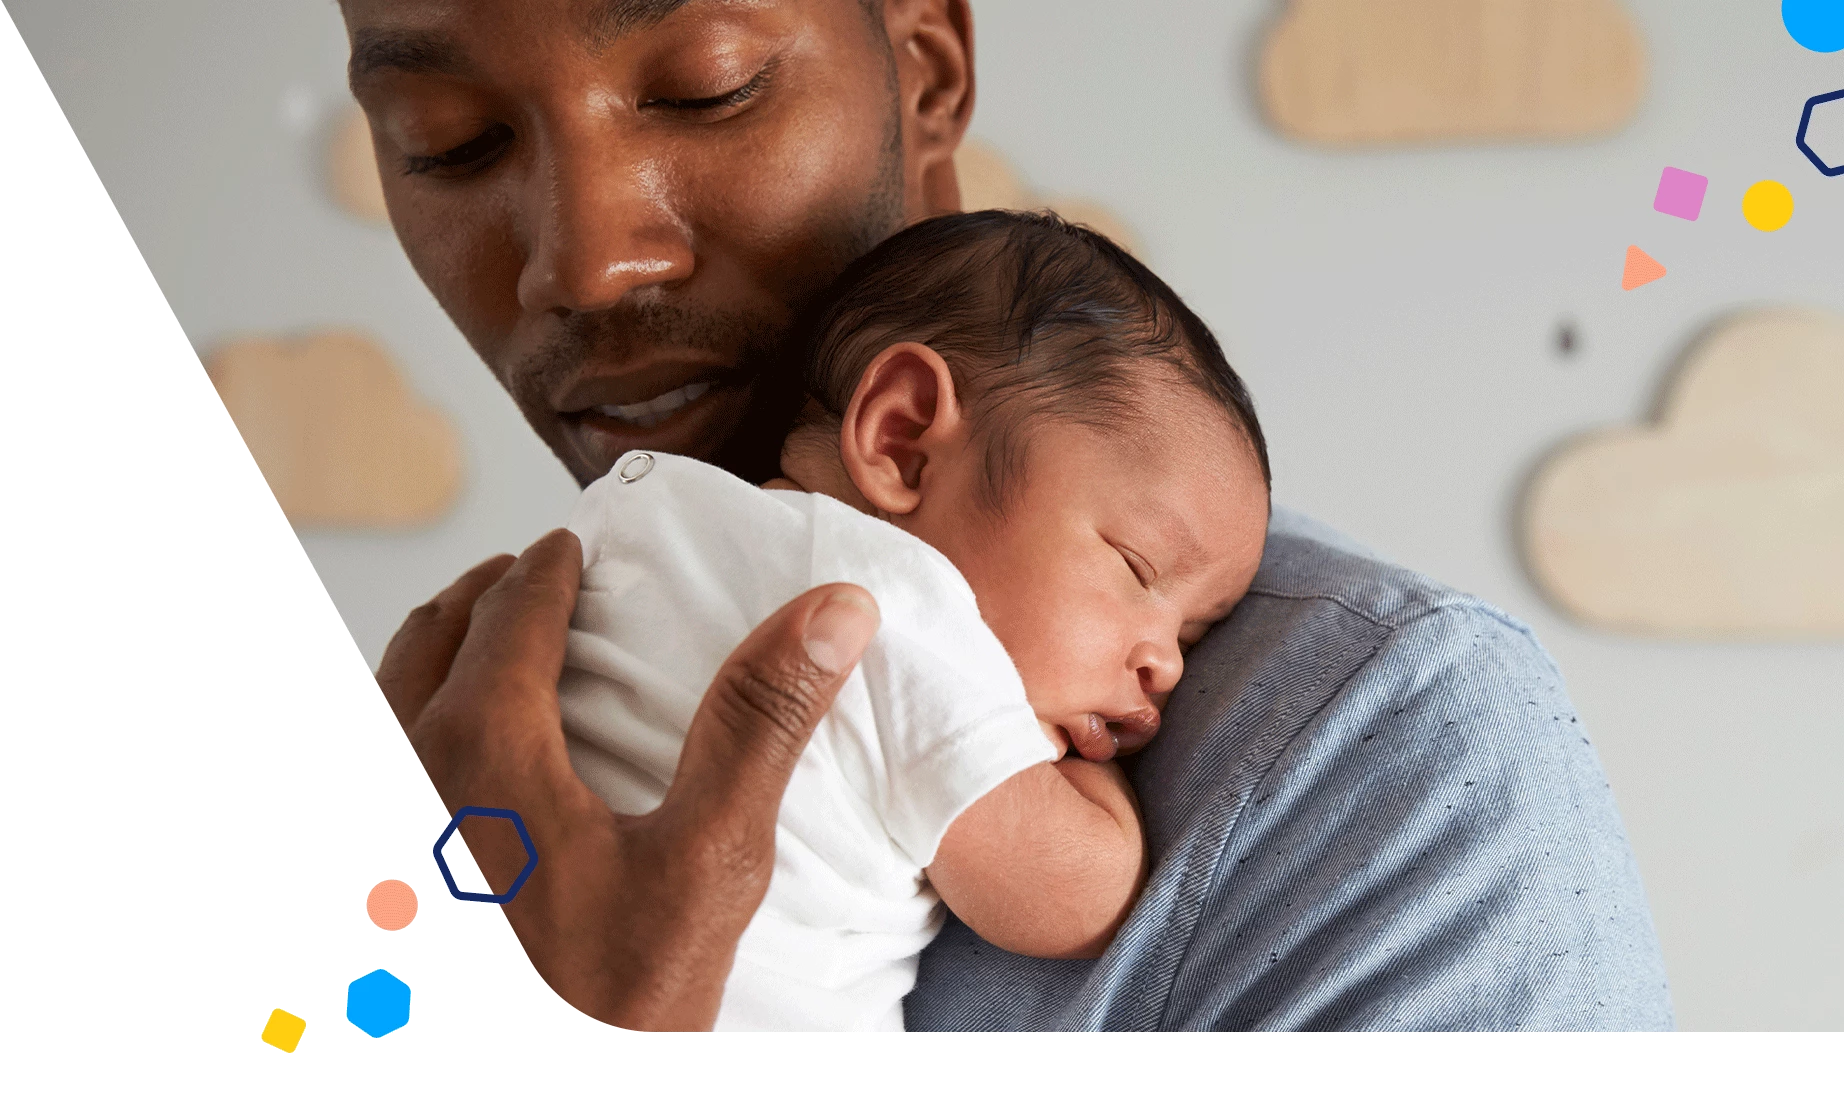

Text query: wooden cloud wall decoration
(328, 105), (389, 224)
(1522, 308), (1844, 639)
(953, 138), (1141, 255)
(1259, 0), (1647, 146)
(208, 331), (464, 529)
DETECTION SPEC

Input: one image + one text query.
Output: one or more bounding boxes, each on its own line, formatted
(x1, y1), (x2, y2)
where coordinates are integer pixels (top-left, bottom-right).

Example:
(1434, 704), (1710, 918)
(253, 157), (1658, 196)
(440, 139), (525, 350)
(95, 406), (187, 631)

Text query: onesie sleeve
(862, 630), (1058, 869)
(803, 496), (1059, 870)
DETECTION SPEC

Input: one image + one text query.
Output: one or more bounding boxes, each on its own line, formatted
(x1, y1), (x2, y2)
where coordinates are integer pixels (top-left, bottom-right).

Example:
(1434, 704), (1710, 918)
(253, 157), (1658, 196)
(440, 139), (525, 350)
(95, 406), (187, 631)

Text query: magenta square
(1653, 167), (1708, 221)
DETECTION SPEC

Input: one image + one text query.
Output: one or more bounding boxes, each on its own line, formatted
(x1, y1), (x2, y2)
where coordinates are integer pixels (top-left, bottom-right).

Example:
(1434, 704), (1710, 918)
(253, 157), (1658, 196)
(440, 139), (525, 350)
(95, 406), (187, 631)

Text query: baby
(559, 210), (1272, 1030)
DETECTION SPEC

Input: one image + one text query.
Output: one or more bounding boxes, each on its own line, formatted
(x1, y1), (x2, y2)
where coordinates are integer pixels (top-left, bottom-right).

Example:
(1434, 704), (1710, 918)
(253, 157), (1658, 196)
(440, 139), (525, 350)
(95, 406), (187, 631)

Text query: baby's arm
(925, 757), (1147, 960)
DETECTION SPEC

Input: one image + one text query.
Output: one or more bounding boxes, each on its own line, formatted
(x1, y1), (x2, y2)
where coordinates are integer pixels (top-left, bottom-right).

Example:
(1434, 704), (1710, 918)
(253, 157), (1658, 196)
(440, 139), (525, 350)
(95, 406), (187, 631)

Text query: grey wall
(9, 0), (1838, 1030)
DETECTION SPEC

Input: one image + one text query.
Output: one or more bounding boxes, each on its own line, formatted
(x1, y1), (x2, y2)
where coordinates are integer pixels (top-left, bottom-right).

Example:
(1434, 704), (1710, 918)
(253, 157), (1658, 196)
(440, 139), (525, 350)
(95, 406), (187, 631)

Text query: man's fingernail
(803, 591), (879, 674)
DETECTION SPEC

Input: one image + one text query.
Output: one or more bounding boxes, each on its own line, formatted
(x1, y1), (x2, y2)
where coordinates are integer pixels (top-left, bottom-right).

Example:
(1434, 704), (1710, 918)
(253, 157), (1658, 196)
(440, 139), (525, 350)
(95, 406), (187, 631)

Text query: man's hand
(376, 529), (879, 1031)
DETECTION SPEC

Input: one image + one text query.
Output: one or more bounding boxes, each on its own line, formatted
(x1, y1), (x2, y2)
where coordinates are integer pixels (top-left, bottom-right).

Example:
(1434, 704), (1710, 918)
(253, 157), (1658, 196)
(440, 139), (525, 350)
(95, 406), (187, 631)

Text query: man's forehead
(342, 0), (735, 79)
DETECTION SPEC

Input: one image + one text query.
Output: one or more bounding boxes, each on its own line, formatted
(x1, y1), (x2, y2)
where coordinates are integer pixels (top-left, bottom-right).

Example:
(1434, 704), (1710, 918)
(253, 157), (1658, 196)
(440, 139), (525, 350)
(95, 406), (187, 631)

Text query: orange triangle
(1622, 245), (1666, 290)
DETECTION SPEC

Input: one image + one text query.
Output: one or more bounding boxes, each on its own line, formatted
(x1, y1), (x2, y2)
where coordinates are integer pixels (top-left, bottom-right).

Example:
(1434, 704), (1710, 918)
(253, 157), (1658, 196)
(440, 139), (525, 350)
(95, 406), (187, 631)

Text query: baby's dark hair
(797, 209), (1270, 513)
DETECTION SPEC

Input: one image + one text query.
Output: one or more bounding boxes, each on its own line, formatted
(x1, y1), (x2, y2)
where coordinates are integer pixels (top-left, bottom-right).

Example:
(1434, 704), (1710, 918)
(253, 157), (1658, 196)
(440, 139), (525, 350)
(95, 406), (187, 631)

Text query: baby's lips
(1048, 709), (1161, 762)
(1069, 714), (1120, 762)
(1110, 707), (1162, 755)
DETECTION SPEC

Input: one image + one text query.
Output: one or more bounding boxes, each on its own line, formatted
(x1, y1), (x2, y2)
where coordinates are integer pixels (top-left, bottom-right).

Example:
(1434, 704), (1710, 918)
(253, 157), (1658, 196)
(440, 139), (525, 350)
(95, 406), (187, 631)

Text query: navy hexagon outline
(1796, 89), (1844, 177)
(433, 805), (538, 904)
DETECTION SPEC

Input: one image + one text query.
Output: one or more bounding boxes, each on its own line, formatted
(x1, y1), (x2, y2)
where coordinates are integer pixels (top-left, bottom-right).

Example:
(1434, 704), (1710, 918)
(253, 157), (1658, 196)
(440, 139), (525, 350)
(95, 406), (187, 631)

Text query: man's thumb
(663, 585), (879, 831)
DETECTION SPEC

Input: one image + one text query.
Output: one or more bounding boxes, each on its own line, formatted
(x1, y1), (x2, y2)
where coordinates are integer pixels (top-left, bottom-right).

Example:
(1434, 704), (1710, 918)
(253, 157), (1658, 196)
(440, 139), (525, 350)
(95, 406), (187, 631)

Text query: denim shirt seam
(1245, 586), (1535, 645)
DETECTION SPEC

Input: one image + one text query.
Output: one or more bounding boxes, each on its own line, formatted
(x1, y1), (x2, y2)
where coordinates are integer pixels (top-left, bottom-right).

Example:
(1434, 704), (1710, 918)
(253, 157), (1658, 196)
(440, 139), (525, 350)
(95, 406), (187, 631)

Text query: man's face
(341, 0), (967, 485)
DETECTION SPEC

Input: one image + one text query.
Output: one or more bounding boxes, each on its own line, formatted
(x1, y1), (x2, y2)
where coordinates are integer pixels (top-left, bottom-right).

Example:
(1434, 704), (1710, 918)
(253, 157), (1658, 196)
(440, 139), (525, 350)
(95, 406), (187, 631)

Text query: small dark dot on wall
(1555, 319), (1580, 357)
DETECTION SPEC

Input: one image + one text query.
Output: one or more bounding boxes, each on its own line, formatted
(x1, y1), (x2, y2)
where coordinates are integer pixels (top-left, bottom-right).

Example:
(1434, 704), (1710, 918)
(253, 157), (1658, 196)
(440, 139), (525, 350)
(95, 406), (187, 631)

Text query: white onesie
(559, 450), (1057, 1031)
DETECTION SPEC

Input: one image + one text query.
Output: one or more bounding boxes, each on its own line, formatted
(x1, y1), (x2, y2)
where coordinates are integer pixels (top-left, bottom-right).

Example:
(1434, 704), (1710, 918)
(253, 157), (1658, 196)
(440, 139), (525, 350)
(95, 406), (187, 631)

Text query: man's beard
(506, 110), (907, 486)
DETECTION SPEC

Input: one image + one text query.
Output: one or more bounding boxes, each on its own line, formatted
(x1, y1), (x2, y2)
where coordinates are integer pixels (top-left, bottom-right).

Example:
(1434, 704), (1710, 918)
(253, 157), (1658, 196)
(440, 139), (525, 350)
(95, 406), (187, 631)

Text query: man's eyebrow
(585, 0), (695, 48)
(348, 2), (702, 87)
(348, 30), (468, 83)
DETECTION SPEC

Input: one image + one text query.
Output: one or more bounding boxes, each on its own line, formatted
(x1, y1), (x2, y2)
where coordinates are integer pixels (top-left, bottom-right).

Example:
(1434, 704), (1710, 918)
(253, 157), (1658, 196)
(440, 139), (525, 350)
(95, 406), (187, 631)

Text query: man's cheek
(396, 206), (524, 361)
(722, 103), (886, 257)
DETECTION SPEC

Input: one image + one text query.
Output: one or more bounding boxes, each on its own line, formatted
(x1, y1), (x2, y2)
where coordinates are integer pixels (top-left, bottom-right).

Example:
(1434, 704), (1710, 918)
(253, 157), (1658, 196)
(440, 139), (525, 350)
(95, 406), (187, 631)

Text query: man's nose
(516, 132), (696, 316)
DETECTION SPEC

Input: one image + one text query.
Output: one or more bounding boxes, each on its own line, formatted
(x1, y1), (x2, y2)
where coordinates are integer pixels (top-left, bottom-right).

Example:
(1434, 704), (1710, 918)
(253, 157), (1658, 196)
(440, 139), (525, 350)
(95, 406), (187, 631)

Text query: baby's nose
(1133, 641), (1185, 700)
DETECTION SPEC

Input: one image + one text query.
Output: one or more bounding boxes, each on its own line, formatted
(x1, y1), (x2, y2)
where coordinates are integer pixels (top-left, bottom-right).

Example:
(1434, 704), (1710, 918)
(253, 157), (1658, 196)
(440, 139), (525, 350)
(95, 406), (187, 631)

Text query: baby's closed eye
(1113, 543), (1154, 588)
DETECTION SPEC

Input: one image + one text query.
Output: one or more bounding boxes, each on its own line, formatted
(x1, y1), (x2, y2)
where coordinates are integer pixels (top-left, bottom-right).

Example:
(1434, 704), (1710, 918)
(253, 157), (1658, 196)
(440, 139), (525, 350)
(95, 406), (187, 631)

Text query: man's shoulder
(908, 508), (1672, 1031)
(1138, 509), (1669, 1030)
(1248, 505), (1530, 640)
(1148, 506), (1560, 841)
(1189, 506), (1591, 836)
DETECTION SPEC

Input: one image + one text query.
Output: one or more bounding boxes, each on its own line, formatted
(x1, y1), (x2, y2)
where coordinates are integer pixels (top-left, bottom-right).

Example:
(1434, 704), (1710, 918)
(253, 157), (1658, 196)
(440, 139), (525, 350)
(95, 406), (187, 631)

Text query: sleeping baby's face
(777, 346), (1273, 764)
(907, 380), (1271, 761)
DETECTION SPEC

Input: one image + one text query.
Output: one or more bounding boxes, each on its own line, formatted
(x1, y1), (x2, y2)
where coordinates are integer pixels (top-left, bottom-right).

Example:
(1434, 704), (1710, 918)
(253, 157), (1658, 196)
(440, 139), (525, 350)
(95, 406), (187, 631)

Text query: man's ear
(838, 342), (967, 516)
(884, 0), (974, 218)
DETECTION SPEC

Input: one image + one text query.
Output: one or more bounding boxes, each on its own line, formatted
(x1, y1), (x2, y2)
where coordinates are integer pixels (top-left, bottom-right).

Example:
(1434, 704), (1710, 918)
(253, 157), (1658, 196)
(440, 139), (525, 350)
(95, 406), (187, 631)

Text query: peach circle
(366, 880), (418, 931)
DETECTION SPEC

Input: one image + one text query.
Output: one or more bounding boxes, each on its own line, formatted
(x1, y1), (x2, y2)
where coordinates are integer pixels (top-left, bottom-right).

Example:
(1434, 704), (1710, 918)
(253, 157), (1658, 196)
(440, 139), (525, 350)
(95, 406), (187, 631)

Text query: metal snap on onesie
(617, 452), (655, 483)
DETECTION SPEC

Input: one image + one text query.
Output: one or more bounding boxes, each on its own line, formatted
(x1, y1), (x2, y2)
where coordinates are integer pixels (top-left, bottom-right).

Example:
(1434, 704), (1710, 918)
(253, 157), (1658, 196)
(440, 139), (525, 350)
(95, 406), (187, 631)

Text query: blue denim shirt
(905, 509), (1672, 1030)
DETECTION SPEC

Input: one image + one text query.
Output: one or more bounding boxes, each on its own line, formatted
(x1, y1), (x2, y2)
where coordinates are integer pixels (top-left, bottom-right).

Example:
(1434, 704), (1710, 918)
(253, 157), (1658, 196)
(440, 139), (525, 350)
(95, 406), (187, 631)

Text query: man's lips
(559, 377), (753, 473)
(565, 380), (741, 435)
(592, 380), (716, 428)
(551, 359), (744, 414)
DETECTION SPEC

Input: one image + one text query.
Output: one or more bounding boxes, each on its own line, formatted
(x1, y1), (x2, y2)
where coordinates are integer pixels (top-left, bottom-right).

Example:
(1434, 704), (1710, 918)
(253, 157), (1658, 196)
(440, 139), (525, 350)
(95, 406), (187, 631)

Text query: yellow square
(261, 1009), (306, 1053)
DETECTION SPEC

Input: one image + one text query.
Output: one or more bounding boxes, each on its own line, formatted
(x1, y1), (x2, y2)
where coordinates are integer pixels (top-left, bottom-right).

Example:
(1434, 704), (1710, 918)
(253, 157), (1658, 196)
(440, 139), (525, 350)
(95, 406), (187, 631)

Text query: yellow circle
(1742, 180), (1794, 231)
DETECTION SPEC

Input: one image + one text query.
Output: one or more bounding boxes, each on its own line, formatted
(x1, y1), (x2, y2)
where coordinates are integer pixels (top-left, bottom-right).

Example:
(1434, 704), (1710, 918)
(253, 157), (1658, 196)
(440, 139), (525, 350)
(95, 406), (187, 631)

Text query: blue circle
(1784, 0), (1844, 52)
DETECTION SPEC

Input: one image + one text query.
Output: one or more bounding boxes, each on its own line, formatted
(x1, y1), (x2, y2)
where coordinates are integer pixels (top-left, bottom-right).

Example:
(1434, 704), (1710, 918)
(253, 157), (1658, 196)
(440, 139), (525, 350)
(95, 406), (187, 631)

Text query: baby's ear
(839, 342), (967, 515)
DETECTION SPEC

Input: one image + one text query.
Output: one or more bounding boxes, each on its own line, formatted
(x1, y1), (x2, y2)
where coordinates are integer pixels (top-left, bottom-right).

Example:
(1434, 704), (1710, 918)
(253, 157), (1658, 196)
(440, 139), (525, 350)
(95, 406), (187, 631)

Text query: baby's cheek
(961, 532), (1108, 709)
(1008, 613), (1112, 711)
(976, 603), (1053, 694)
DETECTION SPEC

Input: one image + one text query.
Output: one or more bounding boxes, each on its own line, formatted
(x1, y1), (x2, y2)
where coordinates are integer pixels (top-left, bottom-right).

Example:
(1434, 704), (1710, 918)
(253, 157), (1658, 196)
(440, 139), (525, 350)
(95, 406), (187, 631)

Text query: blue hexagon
(432, 806), (538, 904)
(1796, 89), (1844, 176)
(346, 969), (411, 1038)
